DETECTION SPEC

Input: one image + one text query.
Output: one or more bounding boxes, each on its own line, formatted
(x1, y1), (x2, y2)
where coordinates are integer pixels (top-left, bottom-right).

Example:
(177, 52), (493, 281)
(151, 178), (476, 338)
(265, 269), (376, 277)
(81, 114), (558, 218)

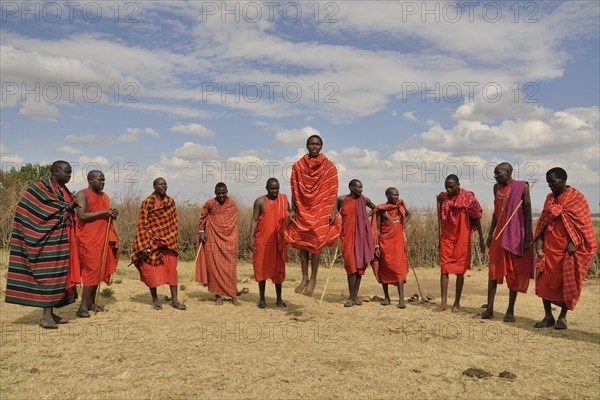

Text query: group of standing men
(4, 136), (598, 331)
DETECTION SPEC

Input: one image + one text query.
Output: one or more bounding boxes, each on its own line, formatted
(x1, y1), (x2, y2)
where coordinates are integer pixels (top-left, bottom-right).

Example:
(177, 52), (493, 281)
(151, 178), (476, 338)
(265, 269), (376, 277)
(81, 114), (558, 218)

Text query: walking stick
(494, 179), (538, 240)
(94, 216), (112, 315)
(318, 244), (339, 306)
(181, 241), (203, 304)
(405, 231), (425, 302)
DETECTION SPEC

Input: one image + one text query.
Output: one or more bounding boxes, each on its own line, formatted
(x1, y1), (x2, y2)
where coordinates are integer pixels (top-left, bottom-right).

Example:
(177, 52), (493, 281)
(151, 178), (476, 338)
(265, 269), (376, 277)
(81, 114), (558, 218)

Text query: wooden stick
(181, 241), (203, 304)
(318, 245), (339, 306)
(94, 216), (112, 315)
(494, 179), (538, 240)
(404, 231), (425, 302)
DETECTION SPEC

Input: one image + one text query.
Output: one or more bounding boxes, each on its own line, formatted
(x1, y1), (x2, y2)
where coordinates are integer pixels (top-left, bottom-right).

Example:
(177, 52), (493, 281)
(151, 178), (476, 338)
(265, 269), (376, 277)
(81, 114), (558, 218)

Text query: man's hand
(479, 237), (486, 253)
(329, 210), (337, 225)
(486, 235), (493, 248)
(107, 208), (119, 218)
(142, 248), (151, 259)
(374, 247), (380, 258)
(523, 234), (532, 254)
(288, 209), (296, 222)
(199, 231), (207, 243)
(566, 241), (576, 256)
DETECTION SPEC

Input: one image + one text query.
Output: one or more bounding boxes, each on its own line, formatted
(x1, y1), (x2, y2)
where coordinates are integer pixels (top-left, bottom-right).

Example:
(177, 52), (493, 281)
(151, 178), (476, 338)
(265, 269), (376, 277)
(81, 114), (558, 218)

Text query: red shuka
(253, 194), (288, 284)
(77, 189), (119, 286)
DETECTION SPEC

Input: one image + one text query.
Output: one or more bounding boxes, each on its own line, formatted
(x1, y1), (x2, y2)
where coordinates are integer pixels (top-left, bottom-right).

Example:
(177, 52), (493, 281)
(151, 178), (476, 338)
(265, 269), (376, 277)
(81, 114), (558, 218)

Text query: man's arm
(522, 184), (532, 253)
(404, 208), (411, 224)
(473, 218), (485, 252)
(365, 197), (376, 210)
(375, 211), (382, 258)
(486, 184), (499, 247)
(249, 197), (264, 251)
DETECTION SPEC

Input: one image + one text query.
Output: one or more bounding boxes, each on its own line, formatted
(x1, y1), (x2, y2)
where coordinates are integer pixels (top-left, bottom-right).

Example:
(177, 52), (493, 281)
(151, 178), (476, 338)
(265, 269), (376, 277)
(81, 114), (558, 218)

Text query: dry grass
(1, 252), (599, 400)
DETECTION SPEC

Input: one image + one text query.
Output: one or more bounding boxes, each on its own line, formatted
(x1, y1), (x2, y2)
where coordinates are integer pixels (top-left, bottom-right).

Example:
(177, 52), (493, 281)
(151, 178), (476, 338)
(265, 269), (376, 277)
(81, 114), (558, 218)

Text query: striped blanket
(284, 153), (341, 252)
(5, 179), (79, 308)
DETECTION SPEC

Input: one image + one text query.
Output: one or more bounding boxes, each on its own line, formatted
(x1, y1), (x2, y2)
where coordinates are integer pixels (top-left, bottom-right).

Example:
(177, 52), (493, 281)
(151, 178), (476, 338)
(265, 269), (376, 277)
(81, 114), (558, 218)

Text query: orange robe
(340, 195), (374, 276)
(284, 154), (341, 253)
(371, 202), (408, 284)
(488, 181), (533, 293)
(196, 197), (238, 298)
(132, 195), (179, 288)
(534, 187), (597, 310)
(253, 194), (288, 284)
(76, 189), (118, 286)
(438, 188), (482, 275)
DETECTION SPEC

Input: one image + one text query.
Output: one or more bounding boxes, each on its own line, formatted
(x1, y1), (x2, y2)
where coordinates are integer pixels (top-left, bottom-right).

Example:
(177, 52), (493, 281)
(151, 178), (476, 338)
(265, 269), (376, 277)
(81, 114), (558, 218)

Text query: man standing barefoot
(250, 178), (290, 308)
(132, 178), (186, 310)
(481, 163), (533, 322)
(434, 175), (484, 313)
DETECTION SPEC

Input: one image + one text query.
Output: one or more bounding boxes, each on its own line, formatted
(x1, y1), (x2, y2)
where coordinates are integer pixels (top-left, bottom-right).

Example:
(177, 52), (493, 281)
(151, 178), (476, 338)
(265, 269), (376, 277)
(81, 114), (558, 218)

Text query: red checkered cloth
(438, 188), (482, 233)
(131, 194), (178, 268)
(196, 197), (239, 298)
(534, 187), (597, 310)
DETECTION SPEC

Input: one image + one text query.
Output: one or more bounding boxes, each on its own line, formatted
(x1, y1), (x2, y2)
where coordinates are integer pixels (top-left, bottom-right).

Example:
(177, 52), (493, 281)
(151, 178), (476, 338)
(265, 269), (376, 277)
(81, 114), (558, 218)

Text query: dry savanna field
(1, 249), (599, 400)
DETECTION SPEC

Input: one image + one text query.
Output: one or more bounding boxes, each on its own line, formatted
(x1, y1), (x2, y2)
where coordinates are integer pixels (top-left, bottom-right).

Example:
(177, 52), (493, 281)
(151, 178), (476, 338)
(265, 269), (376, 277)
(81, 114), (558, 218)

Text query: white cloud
(274, 126), (320, 145)
(403, 111), (419, 123)
(64, 128), (146, 144)
(56, 146), (83, 155)
(171, 142), (220, 160)
(78, 155), (110, 167)
(143, 128), (159, 137)
(170, 122), (215, 137)
(19, 101), (60, 121)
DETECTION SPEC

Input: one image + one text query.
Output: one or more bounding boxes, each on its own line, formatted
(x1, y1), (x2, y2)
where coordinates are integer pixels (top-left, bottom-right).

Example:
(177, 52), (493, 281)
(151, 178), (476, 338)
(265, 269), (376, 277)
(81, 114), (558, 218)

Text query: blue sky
(1, 1), (599, 211)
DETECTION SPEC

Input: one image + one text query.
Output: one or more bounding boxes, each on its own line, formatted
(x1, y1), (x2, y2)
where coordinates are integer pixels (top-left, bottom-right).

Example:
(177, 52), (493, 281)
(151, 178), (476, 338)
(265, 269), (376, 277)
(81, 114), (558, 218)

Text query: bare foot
(434, 303), (449, 312)
(304, 279), (316, 297)
(534, 317), (555, 328)
(215, 297), (224, 306)
(452, 303), (461, 313)
(231, 298), (241, 306)
(380, 298), (391, 306)
(295, 279), (309, 293)
(257, 299), (266, 309)
(503, 313), (515, 323)
(554, 318), (567, 330)
(479, 309), (493, 319)
(276, 299), (287, 308)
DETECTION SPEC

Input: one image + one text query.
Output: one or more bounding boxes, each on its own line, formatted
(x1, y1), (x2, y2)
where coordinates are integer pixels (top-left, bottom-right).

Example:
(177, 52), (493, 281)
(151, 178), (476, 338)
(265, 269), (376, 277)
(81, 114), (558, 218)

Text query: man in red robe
(196, 182), (240, 306)
(250, 178), (289, 308)
(132, 178), (186, 310)
(434, 175), (484, 313)
(5, 161), (80, 329)
(284, 134), (341, 297)
(371, 187), (411, 308)
(533, 167), (597, 330)
(481, 162), (533, 322)
(337, 179), (376, 307)
(75, 170), (119, 317)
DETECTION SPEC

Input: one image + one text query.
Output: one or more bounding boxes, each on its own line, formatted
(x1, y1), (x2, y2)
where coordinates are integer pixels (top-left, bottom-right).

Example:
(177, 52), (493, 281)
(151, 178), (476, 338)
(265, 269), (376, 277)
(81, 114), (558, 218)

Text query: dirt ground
(1, 255), (599, 400)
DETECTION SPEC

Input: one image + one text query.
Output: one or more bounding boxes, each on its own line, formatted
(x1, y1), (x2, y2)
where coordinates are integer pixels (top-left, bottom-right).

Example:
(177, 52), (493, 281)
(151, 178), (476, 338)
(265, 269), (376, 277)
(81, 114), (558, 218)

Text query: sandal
(171, 302), (187, 310)
(76, 309), (90, 318)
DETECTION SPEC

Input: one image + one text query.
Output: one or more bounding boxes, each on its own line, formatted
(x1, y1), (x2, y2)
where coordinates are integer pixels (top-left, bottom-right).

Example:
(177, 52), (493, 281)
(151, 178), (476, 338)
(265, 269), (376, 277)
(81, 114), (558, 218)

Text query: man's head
(444, 174), (460, 196)
(265, 178), (280, 200)
(493, 162), (513, 186)
(215, 182), (228, 205)
(348, 179), (363, 198)
(385, 187), (399, 204)
(50, 160), (72, 186)
(306, 135), (323, 158)
(546, 167), (567, 196)
(87, 170), (105, 193)
(153, 177), (167, 196)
